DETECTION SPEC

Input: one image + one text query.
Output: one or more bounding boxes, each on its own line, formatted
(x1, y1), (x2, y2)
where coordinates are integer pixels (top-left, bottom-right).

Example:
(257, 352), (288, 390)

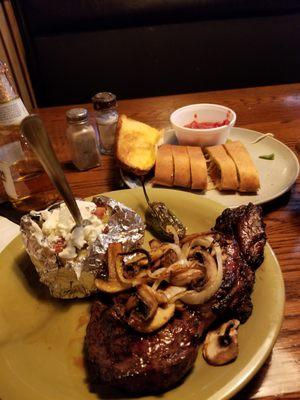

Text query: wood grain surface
(2, 83), (300, 399)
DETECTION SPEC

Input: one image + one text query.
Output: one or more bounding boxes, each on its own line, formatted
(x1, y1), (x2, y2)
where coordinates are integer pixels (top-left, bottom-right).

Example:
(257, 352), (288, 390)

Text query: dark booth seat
(12, 0), (300, 107)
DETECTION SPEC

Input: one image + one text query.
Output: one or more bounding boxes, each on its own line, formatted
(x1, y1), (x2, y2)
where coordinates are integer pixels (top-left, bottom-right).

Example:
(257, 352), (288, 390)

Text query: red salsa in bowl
(170, 104), (236, 147)
(184, 113), (230, 129)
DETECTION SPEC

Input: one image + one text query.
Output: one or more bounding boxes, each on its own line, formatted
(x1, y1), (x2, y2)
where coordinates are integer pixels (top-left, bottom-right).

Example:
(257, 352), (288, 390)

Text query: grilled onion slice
(181, 244), (223, 305)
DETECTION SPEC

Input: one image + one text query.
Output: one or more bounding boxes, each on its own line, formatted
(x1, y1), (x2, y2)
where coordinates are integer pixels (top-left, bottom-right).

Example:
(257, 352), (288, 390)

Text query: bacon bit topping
(103, 226), (109, 234)
(93, 206), (106, 219)
(53, 238), (66, 253)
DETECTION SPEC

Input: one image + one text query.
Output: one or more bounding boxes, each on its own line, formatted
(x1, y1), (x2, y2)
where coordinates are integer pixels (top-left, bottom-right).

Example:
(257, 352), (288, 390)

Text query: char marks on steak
(208, 233), (255, 323)
(85, 204), (266, 394)
(214, 203), (266, 269)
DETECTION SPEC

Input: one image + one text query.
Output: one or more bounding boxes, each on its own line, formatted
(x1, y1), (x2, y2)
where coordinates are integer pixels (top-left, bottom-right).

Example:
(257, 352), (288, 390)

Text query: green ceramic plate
(0, 188), (285, 400)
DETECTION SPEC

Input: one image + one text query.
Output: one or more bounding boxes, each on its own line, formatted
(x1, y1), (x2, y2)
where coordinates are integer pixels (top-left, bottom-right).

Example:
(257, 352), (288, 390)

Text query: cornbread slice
(115, 115), (162, 175)
(224, 141), (260, 192)
(172, 146), (191, 188)
(187, 146), (207, 190)
(153, 144), (174, 186)
(205, 144), (238, 190)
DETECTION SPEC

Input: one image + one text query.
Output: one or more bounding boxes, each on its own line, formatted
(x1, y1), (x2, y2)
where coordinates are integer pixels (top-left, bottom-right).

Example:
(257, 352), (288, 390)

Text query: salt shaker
(92, 92), (118, 155)
(66, 108), (101, 170)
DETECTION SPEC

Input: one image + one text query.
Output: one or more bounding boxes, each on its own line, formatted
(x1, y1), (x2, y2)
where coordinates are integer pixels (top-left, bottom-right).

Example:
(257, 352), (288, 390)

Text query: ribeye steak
(85, 203), (266, 394)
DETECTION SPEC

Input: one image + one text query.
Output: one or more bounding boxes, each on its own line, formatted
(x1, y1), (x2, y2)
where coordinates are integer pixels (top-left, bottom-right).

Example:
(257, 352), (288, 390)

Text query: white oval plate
(121, 127), (299, 207)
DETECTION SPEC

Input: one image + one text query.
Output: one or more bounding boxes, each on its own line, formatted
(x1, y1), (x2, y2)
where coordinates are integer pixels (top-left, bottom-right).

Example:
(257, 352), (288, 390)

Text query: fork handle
(21, 114), (83, 226)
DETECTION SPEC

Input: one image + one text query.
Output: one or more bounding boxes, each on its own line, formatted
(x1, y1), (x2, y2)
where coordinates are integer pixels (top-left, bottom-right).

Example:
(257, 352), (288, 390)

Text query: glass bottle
(66, 108), (101, 170)
(0, 60), (59, 211)
(92, 92), (118, 155)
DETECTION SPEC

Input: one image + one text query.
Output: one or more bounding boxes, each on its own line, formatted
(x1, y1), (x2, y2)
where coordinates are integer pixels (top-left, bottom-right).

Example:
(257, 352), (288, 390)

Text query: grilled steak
(85, 204), (265, 394)
(203, 233), (255, 324)
(214, 203), (266, 269)
(85, 302), (204, 394)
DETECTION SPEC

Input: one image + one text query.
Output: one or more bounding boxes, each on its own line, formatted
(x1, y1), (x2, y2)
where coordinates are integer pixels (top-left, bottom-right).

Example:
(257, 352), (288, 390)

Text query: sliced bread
(224, 141), (260, 192)
(205, 144), (238, 190)
(187, 146), (207, 190)
(153, 144), (174, 186)
(172, 146), (191, 188)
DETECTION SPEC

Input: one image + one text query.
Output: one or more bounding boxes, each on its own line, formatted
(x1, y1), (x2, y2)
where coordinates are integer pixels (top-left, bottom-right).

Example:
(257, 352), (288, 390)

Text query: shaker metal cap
(66, 108), (88, 123)
(92, 92), (117, 110)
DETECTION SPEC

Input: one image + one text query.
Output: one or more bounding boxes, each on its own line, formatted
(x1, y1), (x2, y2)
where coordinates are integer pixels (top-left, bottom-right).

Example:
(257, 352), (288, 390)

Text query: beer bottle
(0, 60), (58, 211)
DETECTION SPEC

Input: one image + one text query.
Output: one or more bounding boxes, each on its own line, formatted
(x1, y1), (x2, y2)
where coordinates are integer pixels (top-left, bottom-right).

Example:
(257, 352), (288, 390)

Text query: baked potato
(20, 196), (145, 299)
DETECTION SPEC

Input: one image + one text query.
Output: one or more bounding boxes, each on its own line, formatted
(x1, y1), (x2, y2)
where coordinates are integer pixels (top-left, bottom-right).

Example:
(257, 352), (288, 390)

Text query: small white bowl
(170, 103), (236, 147)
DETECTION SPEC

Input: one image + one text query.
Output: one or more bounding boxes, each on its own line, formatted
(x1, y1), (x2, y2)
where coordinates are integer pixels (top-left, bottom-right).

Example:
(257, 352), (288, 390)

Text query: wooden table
(2, 83), (300, 399)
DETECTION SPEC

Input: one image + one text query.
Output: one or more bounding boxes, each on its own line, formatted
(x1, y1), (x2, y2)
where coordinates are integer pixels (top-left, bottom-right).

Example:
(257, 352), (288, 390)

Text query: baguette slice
(115, 114), (162, 175)
(172, 146), (191, 188)
(224, 141), (260, 192)
(205, 144), (238, 190)
(187, 146), (207, 190)
(153, 144), (174, 186)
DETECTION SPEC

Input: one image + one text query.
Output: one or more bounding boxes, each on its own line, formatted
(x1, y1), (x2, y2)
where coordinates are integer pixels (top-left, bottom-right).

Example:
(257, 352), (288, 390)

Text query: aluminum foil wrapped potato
(20, 196), (145, 299)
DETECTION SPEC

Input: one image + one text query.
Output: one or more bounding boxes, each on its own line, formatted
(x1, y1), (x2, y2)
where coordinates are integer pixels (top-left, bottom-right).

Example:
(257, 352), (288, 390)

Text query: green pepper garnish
(141, 180), (186, 242)
(259, 153), (275, 160)
(145, 201), (186, 242)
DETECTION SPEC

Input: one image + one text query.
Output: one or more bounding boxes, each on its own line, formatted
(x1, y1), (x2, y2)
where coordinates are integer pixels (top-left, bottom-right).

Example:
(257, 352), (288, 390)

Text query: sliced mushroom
(115, 255), (148, 285)
(202, 319), (240, 366)
(137, 284), (158, 320)
(130, 304), (176, 333)
(125, 295), (138, 311)
(95, 279), (131, 293)
(95, 243), (131, 293)
(121, 249), (151, 267)
(107, 241), (120, 280)
(153, 289), (168, 304)
(126, 284), (176, 333)
(149, 247), (165, 262)
(149, 239), (162, 250)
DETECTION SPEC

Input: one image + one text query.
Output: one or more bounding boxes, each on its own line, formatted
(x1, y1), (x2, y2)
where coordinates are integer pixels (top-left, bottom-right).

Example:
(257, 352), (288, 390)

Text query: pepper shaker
(92, 92), (118, 155)
(66, 108), (101, 170)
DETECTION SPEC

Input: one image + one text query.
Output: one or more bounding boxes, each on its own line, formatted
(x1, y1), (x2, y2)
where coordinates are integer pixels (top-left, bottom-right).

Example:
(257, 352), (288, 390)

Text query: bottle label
(0, 161), (18, 199)
(0, 97), (29, 126)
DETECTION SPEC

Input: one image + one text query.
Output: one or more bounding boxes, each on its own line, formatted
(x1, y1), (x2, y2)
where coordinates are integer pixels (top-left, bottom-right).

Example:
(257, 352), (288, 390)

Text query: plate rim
(231, 127), (299, 205)
(105, 189), (286, 400)
(0, 188), (285, 400)
(210, 241), (285, 400)
(121, 126), (300, 206)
